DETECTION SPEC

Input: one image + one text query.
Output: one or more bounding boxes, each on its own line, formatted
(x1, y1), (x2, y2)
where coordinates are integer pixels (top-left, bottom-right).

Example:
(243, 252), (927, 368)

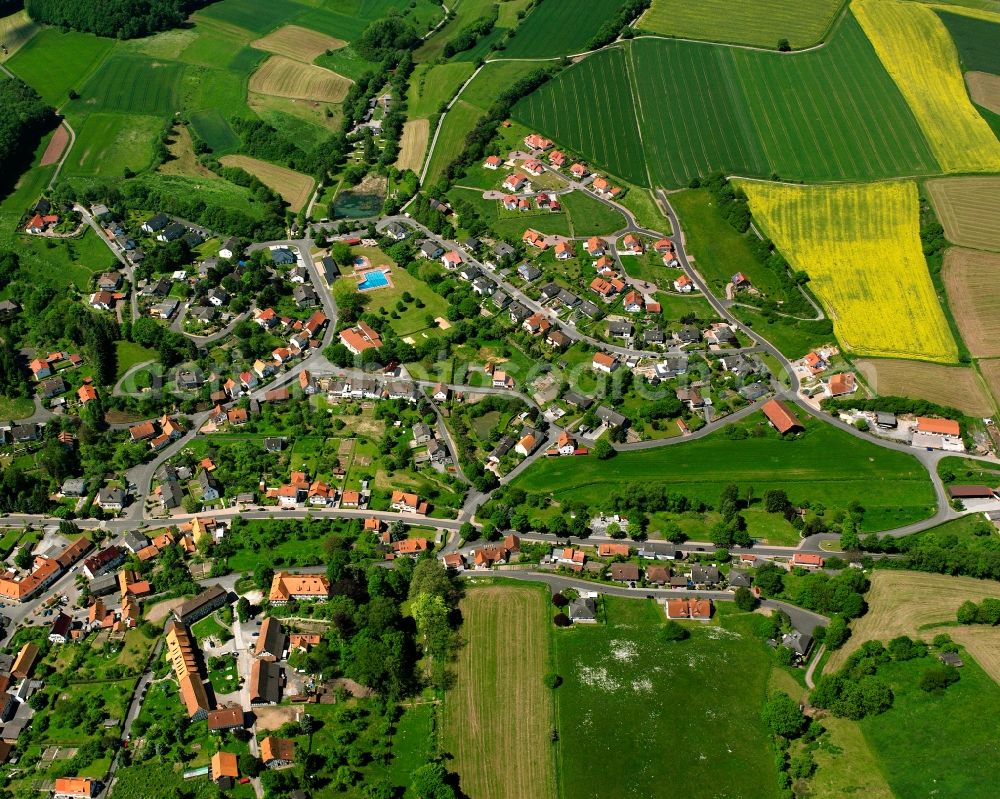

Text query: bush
(553, 613), (571, 627)
(659, 621), (690, 642)
(551, 593), (568, 608)
(762, 692), (807, 738)
(919, 664), (960, 694)
(734, 586), (757, 612)
(543, 672), (562, 689)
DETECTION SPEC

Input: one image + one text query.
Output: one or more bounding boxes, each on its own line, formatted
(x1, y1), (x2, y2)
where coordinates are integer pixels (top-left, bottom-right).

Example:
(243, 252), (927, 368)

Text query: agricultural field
(0, 10), (39, 60)
(855, 359), (994, 415)
(512, 412), (936, 532)
(251, 24), (346, 62)
(189, 108), (240, 153)
(853, 0), (1000, 173)
(502, 0), (625, 57)
(407, 62), (476, 119)
(937, 8), (1000, 74)
(63, 113), (162, 178)
(219, 154), (315, 211)
(6, 28), (114, 105)
(249, 55), (351, 102)
(739, 180), (958, 363)
(72, 55), (183, 115)
(966, 71), (1000, 114)
(513, 48), (650, 186)
(441, 584), (556, 799)
(461, 60), (546, 112)
(515, 16), (940, 188)
(638, 0), (845, 49)
(195, 0), (311, 35)
(942, 248), (1000, 356)
(424, 99), (483, 184)
(977, 358), (1000, 405)
(927, 177), (1000, 252)
(396, 119), (429, 172)
(554, 598), (781, 799)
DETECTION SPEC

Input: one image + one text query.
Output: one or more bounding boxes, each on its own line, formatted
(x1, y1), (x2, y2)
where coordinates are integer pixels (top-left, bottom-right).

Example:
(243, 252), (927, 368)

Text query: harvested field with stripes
(514, 15), (939, 187)
(249, 55), (351, 103)
(442, 585), (555, 799)
(638, 0), (844, 49)
(740, 180), (959, 363)
(395, 119), (429, 173)
(966, 71), (1000, 114)
(856, 359), (994, 416)
(251, 25), (346, 62)
(219, 154), (314, 211)
(854, 0), (1000, 173)
(942, 248), (1000, 357)
(928, 177), (1000, 252)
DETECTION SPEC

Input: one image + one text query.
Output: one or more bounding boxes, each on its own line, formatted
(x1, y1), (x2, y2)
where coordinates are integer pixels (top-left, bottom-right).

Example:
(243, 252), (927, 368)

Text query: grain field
(856, 359), (995, 415)
(249, 55), (351, 103)
(442, 585), (556, 799)
(942, 248), (1000, 356)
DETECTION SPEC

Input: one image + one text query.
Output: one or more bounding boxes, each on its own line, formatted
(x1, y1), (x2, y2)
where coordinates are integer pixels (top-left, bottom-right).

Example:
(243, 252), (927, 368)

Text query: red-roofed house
(791, 553), (824, 570)
(548, 150), (566, 167)
(916, 417), (960, 437)
(524, 133), (553, 151)
(592, 352), (617, 373)
(584, 236), (605, 257)
(762, 399), (802, 435)
(674, 274), (693, 293)
(622, 234), (643, 254)
(484, 155), (503, 169)
(340, 321), (383, 355)
(570, 163), (588, 179)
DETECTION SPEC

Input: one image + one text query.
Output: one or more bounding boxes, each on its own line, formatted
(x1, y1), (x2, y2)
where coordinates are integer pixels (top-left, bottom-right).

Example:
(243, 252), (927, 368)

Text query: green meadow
(554, 598), (782, 799)
(512, 412), (936, 531)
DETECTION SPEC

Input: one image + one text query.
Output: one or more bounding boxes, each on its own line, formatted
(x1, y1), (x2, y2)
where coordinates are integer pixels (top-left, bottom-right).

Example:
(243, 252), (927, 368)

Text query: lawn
(512, 411), (936, 532)
(669, 188), (785, 297)
(616, 184), (671, 233)
(514, 16), (940, 188)
(115, 341), (158, 380)
(407, 62), (476, 118)
(502, 0), (626, 57)
(442, 584), (556, 799)
(732, 305), (834, 360)
(739, 180), (958, 363)
(860, 652), (1000, 799)
(189, 108), (241, 152)
(0, 395), (34, 420)
(424, 99), (482, 185)
(341, 260), (449, 340)
(560, 190), (627, 236)
(63, 113), (163, 178)
(638, 0), (845, 48)
(6, 27), (114, 105)
(554, 597), (781, 799)
(1, 227), (120, 293)
(192, 612), (229, 645)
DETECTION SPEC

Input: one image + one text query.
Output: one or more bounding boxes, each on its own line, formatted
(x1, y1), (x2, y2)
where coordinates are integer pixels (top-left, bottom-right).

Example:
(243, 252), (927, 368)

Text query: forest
(0, 78), (56, 196)
(25, 0), (212, 39)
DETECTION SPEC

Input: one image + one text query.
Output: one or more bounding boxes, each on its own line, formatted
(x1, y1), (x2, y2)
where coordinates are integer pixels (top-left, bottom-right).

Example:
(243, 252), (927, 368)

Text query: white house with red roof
(503, 173), (530, 192)
(483, 155), (503, 169)
(524, 133), (553, 151)
(673, 274), (693, 293)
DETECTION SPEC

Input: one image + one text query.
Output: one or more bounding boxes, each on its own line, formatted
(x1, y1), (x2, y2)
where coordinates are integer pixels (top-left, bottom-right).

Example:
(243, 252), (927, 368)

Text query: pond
(334, 192), (383, 219)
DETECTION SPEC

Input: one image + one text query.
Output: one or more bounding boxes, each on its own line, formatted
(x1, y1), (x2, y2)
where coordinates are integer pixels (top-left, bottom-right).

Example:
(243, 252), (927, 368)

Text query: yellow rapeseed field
(853, 0), (1000, 174)
(738, 179), (959, 363)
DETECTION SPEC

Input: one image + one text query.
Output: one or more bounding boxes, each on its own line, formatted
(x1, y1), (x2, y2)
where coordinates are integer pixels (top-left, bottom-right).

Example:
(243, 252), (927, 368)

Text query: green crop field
(638, 0), (846, 49)
(861, 653), (1000, 799)
(937, 9), (1000, 73)
(512, 412), (935, 531)
(502, 0), (626, 58)
(197, 0), (309, 35)
(64, 113), (162, 177)
(190, 109), (241, 152)
(555, 598), (781, 799)
(514, 16), (939, 187)
(6, 28), (114, 105)
(73, 55), (183, 115)
(514, 47), (649, 185)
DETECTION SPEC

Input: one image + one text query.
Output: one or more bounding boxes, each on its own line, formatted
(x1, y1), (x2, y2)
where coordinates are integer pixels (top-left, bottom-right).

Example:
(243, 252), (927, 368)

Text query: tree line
(25, 0), (213, 39)
(443, 5), (498, 58)
(0, 78), (57, 197)
(587, 0), (651, 50)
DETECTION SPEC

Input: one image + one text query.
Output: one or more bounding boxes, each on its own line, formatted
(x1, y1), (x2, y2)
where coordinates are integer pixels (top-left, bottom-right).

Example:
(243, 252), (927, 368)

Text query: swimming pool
(357, 269), (389, 291)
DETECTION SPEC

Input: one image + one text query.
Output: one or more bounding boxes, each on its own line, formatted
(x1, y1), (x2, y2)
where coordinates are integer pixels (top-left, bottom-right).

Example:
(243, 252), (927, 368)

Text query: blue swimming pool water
(357, 269), (389, 290)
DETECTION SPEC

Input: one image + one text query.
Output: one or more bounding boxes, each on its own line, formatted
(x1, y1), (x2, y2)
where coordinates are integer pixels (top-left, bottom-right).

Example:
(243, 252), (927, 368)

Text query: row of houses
(0, 535), (95, 603)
